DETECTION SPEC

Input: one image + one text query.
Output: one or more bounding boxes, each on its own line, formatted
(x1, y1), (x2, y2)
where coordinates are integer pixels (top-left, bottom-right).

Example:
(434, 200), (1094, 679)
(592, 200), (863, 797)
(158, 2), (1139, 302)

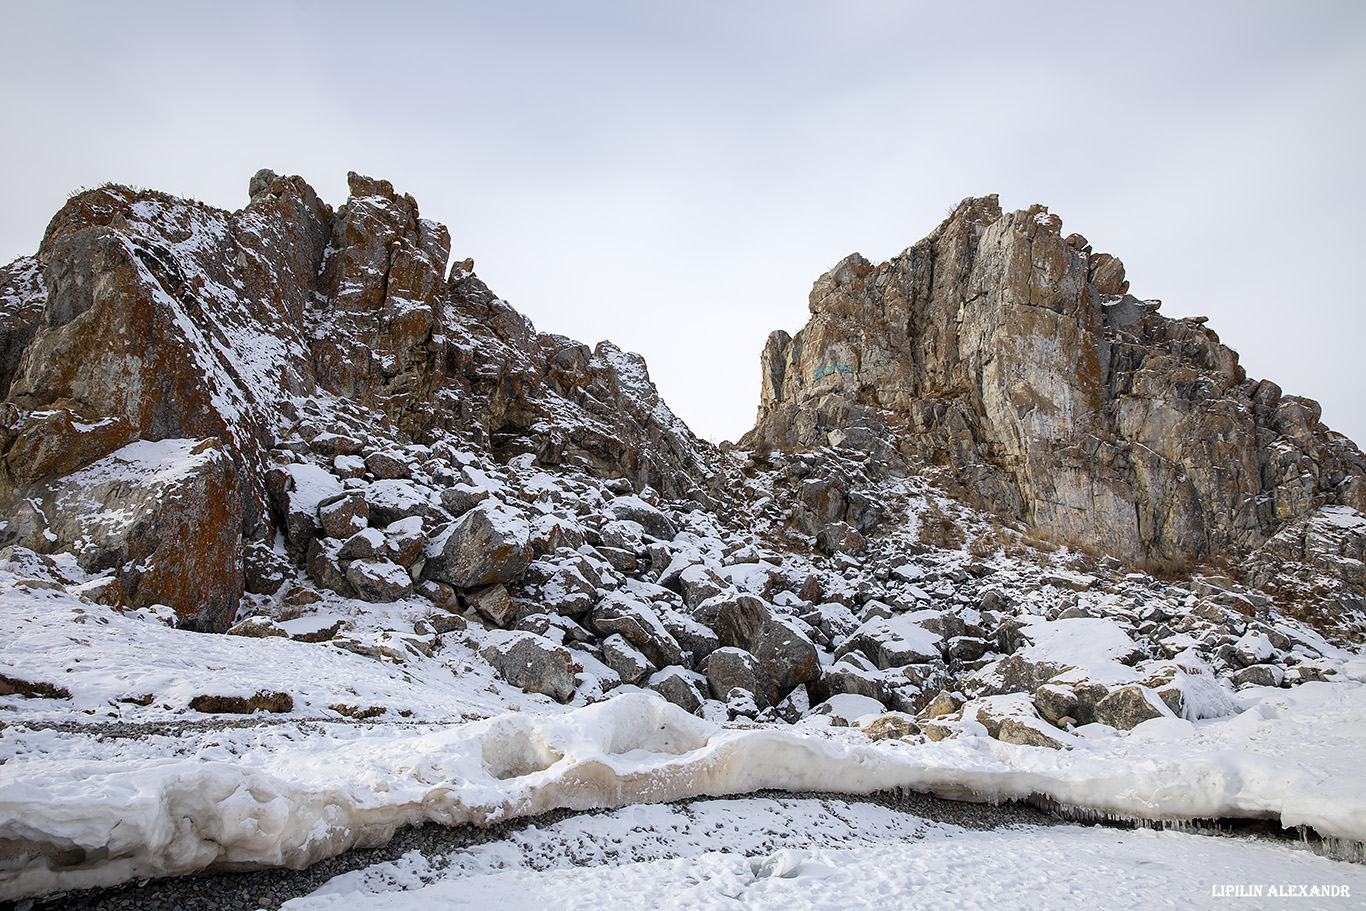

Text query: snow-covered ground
(3, 581), (1366, 900)
(286, 797), (1365, 911)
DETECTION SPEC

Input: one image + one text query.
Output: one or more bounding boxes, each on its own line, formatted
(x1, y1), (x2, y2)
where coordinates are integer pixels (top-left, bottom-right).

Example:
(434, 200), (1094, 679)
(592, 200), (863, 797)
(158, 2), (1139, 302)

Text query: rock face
(744, 196), (1366, 571)
(0, 171), (721, 624)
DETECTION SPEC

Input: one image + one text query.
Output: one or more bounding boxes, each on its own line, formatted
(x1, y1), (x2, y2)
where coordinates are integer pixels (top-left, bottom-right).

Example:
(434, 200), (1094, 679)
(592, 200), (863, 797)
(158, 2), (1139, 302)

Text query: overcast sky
(2, 1), (1364, 446)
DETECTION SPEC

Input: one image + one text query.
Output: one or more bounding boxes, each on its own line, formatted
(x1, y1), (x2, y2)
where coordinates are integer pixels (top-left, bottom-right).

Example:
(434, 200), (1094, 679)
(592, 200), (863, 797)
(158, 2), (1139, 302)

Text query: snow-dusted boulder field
(1, 172), (1364, 903)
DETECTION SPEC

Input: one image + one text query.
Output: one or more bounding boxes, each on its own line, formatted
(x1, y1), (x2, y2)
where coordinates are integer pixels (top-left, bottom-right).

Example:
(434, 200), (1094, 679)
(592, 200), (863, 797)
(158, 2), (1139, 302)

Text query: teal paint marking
(813, 362), (856, 380)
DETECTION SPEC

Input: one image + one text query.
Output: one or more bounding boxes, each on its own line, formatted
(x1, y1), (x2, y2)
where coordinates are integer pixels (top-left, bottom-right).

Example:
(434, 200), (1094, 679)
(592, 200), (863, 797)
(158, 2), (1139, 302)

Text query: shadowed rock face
(0, 171), (721, 627)
(744, 196), (1366, 569)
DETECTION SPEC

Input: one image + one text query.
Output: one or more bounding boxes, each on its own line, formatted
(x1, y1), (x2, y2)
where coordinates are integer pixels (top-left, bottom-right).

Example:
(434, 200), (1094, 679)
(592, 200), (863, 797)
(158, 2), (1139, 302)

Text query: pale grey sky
(2, 1), (1363, 445)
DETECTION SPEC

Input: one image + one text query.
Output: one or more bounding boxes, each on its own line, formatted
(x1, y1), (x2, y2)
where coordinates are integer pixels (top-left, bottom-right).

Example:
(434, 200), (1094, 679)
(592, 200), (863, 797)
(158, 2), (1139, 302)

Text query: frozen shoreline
(5, 684), (1366, 902)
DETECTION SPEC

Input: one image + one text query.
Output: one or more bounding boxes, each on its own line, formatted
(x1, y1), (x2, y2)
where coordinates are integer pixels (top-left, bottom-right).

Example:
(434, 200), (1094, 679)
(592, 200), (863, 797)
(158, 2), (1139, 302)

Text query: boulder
(693, 593), (819, 690)
(310, 432), (363, 458)
(589, 595), (684, 668)
(998, 718), (1063, 750)
(467, 583), (518, 626)
(345, 558), (414, 603)
(425, 500), (532, 589)
(0, 439), (243, 631)
(677, 564), (727, 608)
(0, 546), (72, 585)
(600, 519), (645, 552)
(384, 516), (426, 566)
(693, 593), (768, 652)
(1033, 683), (1078, 727)
(319, 491), (369, 539)
(749, 616), (821, 690)
(962, 654), (1067, 698)
(1233, 663), (1286, 688)
(306, 538), (355, 598)
(3, 409), (137, 493)
(226, 616), (288, 638)
(810, 693), (886, 725)
(73, 576), (124, 608)
(529, 513), (587, 555)
(815, 521), (866, 556)
(1286, 665), (1330, 685)
(0, 673), (70, 700)
(596, 545), (639, 573)
(334, 454), (366, 479)
(365, 479), (432, 526)
(837, 615), (943, 670)
(532, 560), (598, 616)
(242, 540), (292, 595)
(861, 713), (920, 741)
(601, 633), (654, 685)
(480, 630), (579, 703)
(946, 635), (990, 662)
(1093, 685), (1171, 730)
(702, 646), (774, 708)
(814, 656), (886, 704)
(917, 690), (964, 721)
(661, 612), (720, 667)
(189, 691), (293, 714)
(365, 450), (412, 480)
(647, 666), (707, 714)
(440, 483), (489, 518)
(337, 527), (386, 561)
(1233, 631), (1276, 668)
(606, 495), (677, 540)
(795, 478), (846, 536)
(267, 462), (344, 557)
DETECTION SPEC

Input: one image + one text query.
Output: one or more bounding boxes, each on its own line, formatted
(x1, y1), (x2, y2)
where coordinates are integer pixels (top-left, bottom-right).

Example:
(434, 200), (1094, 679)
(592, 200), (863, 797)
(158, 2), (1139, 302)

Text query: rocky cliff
(743, 196), (1366, 580)
(0, 171), (720, 630)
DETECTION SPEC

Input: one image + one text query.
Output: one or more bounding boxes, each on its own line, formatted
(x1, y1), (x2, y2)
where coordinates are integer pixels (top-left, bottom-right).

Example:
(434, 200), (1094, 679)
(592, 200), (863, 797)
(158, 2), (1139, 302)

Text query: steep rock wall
(744, 196), (1366, 568)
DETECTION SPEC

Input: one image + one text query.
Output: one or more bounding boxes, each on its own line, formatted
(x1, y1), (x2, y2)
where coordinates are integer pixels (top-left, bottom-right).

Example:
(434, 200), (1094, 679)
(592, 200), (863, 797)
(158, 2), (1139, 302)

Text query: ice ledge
(2, 684), (1364, 900)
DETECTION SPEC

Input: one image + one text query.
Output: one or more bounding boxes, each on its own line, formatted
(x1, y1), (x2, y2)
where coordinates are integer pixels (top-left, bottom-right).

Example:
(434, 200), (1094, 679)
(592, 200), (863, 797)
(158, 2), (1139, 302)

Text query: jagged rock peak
(744, 195), (1366, 576)
(0, 170), (720, 629)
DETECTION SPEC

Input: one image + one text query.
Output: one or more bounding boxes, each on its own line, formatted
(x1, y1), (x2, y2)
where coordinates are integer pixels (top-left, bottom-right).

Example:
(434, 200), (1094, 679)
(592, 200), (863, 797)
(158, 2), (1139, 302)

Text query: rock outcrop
(744, 196), (1366, 575)
(0, 171), (720, 628)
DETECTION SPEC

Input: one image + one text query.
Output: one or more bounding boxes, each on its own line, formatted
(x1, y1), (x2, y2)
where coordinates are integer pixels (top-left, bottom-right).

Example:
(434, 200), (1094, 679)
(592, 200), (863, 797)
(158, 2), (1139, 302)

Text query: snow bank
(4, 682), (1366, 900)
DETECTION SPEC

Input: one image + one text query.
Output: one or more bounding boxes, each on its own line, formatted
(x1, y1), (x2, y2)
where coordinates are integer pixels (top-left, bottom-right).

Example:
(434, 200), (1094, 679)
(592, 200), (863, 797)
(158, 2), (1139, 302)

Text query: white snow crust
(280, 797), (1366, 911)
